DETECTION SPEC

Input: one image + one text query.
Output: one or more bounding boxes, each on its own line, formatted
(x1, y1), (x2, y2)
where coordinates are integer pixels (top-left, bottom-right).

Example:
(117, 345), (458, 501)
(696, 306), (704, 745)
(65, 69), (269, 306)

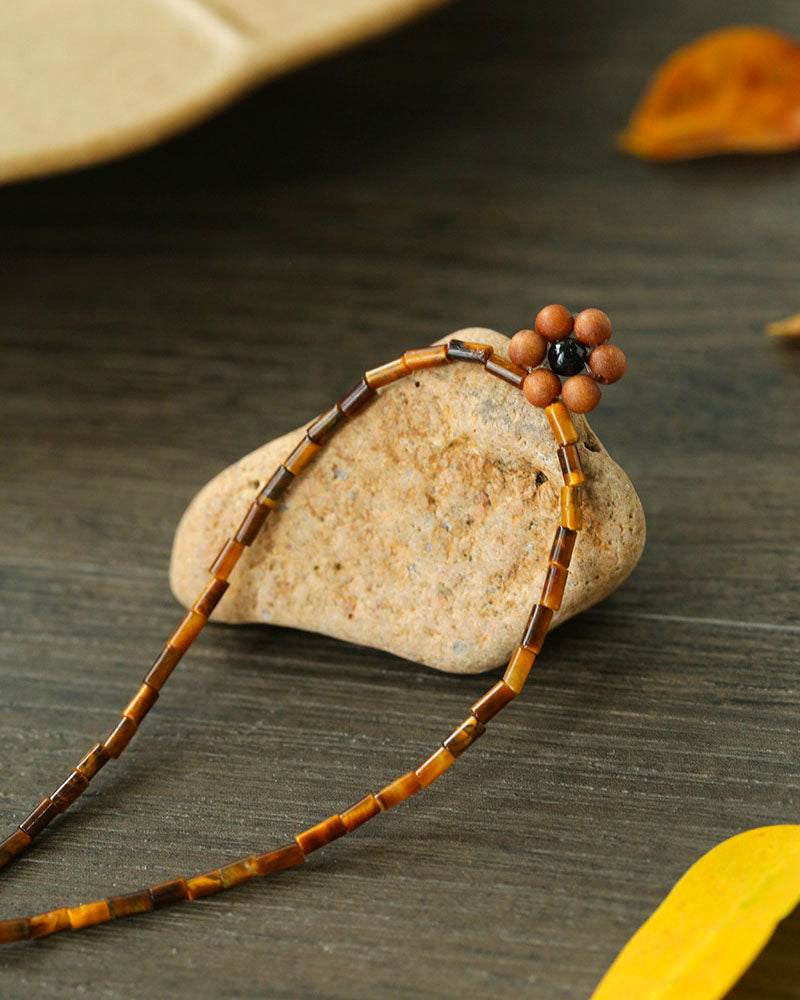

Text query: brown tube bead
(51, 770), (90, 813)
(522, 604), (554, 654)
(296, 814), (348, 855)
(150, 877), (189, 909)
(545, 401), (579, 446)
(338, 377), (377, 417)
(375, 771), (422, 810)
(306, 405), (347, 444)
(470, 680), (516, 724)
(340, 794), (381, 832)
(549, 526), (577, 570)
(29, 908), (71, 939)
(209, 537), (246, 580)
(122, 683), (159, 726)
(503, 646), (537, 695)
(0, 918), (31, 942)
(192, 577), (229, 618)
(445, 339), (493, 363)
(403, 345), (449, 371)
(19, 797), (59, 838)
(253, 842), (305, 876)
(415, 745), (456, 788)
(557, 443), (585, 486)
(541, 563), (569, 611)
(235, 501), (270, 546)
(76, 742), (110, 780)
(0, 827), (32, 868)
(258, 465), (295, 505)
(186, 871), (224, 900)
(485, 353), (526, 388)
(365, 357), (411, 389)
(103, 717), (138, 758)
(443, 715), (486, 758)
(169, 610), (206, 654)
(284, 434), (321, 475)
(108, 889), (154, 918)
(68, 899), (112, 930)
(144, 644), (183, 691)
(219, 856), (260, 889)
(560, 485), (582, 530)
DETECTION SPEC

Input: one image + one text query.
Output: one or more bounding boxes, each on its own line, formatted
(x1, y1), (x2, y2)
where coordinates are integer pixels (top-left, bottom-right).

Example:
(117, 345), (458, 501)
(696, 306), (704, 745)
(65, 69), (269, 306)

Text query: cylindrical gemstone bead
(560, 485), (582, 530)
(548, 526), (577, 570)
(415, 745), (456, 788)
(29, 908), (70, 939)
(108, 888), (154, 918)
(545, 402), (579, 446)
(470, 680), (516, 724)
(0, 918), (31, 942)
(0, 827), (32, 867)
(375, 771), (422, 810)
(75, 742), (110, 780)
(283, 435), (321, 475)
(19, 798), (59, 838)
(503, 646), (537, 695)
(235, 501), (270, 546)
(306, 405), (347, 444)
(338, 378), (377, 417)
(219, 856), (260, 889)
(365, 357), (411, 389)
(51, 770), (90, 813)
(150, 877), (189, 909)
(68, 899), (112, 930)
(258, 466), (295, 505)
(103, 717), (138, 758)
(169, 610), (206, 654)
(445, 339), (493, 363)
(340, 794), (381, 832)
(522, 604), (554, 654)
(485, 354), (526, 388)
(209, 537), (245, 581)
(557, 443), (585, 486)
(442, 715), (486, 758)
(541, 563), (569, 611)
(122, 683), (158, 726)
(186, 871), (224, 899)
(192, 577), (230, 618)
(252, 842), (305, 876)
(403, 345), (449, 371)
(296, 814), (348, 854)
(144, 644), (183, 691)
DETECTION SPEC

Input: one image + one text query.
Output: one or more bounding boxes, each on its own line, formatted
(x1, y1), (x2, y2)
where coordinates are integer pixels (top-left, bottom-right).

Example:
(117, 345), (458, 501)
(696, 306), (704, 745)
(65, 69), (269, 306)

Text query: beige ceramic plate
(0, 0), (447, 186)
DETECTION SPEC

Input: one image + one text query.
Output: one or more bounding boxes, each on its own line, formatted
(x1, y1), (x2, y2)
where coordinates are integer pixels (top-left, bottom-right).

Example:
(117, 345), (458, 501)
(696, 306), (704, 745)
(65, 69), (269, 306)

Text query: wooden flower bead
(523, 368), (562, 408)
(589, 343), (627, 384)
(534, 304), (574, 342)
(574, 308), (612, 347)
(509, 329), (547, 369)
(561, 374), (601, 413)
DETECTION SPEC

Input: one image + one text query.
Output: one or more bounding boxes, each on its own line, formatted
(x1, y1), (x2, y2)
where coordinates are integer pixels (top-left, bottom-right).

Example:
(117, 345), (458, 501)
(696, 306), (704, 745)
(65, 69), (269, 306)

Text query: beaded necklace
(0, 305), (626, 942)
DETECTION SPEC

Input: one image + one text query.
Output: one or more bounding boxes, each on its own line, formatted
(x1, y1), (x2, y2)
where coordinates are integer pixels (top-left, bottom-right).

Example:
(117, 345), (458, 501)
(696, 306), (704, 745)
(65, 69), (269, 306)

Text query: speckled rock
(170, 328), (645, 674)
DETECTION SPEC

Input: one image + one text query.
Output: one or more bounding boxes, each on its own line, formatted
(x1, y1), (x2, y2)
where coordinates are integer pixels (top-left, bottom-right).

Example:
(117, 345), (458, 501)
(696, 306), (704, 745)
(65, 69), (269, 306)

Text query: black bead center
(548, 339), (588, 377)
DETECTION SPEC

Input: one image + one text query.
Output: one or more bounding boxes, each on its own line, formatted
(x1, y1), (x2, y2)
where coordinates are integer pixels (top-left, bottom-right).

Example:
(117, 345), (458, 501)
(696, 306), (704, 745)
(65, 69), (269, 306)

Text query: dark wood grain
(1, 0), (800, 996)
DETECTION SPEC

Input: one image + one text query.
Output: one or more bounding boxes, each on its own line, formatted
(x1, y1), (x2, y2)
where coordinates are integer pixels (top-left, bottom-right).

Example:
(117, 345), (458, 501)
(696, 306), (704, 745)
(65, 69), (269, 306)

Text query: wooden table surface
(1, 0), (799, 996)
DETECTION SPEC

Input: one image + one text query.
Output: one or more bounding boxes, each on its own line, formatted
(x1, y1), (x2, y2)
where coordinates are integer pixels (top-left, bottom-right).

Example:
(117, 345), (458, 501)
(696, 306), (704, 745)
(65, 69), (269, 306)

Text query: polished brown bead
(557, 444), (585, 487)
(306, 405), (347, 444)
(545, 401), (579, 445)
(508, 329), (547, 369)
(258, 465), (295, 504)
(442, 715), (486, 758)
(108, 888), (154, 918)
(541, 563), (569, 611)
(144, 644), (183, 691)
(562, 374), (601, 413)
(523, 369), (562, 408)
(365, 357), (411, 389)
(375, 771), (422, 810)
(192, 577), (230, 618)
(415, 746), (456, 788)
(76, 742), (110, 780)
(503, 646), (537, 695)
(68, 899), (112, 930)
(234, 500), (270, 546)
(560, 484), (582, 530)
(20, 797), (59, 838)
(169, 609), (206, 653)
(535, 304), (574, 342)
(574, 308), (612, 347)
(549, 525), (577, 569)
(403, 345), (449, 371)
(252, 842), (305, 876)
(122, 682), (159, 726)
(340, 793), (381, 832)
(208, 537), (246, 580)
(589, 343), (627, 384)
(445, 339), (493, 363)
(103, 717), (138, 758)
(29, 907), (71, 939)
(522, 604), (554, 653)
(0, 827), (32, 868)
(186, 870), (224, 899)
(150, 877), (189, 909)
(485, 353), (526, 388)
(283, 434), (321, 475)
(338, 377), (377, 417)
(296, 814), (349, 854)
(219, 856), (260, 888)
(0, 918), (31, 942)
(51, 770), (89, 813)
(470, 680), (516, 724)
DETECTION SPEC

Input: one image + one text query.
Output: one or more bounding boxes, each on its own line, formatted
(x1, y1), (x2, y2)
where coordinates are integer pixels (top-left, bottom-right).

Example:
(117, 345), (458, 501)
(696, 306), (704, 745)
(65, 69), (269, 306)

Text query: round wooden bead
(523, 368), (562, 408)
(574, 308), (612, 346)
(562, 374), (601, 412)
(534, 304), (574, 342)
(509, 329), (547, 369)
(589, 343), (627, 383)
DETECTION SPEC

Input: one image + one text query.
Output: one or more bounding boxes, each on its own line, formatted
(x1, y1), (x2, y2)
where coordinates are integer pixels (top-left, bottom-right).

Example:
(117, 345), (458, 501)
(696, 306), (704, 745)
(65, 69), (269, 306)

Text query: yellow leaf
(765, 313), (800, 338)
(591, 826), (800, 1000)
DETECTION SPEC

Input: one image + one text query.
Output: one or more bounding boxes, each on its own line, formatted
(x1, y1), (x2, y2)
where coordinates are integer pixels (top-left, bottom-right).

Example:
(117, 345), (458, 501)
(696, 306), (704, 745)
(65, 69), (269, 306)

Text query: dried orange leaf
(766, 312), (800, 338)
(619, 27), (800, 160)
